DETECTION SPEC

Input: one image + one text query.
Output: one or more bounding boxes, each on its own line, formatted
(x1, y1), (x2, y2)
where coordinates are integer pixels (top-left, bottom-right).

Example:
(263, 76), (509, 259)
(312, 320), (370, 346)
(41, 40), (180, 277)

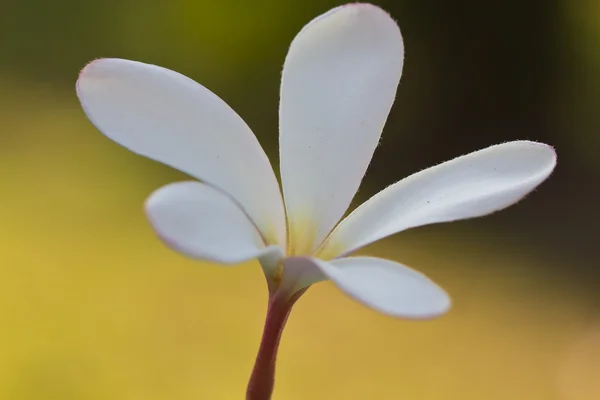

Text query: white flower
(76, 4), (556, 319)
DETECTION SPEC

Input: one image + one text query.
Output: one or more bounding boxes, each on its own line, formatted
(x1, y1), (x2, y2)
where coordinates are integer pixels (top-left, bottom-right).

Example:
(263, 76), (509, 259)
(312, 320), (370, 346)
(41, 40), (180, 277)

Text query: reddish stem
(246, 290), (304, 400)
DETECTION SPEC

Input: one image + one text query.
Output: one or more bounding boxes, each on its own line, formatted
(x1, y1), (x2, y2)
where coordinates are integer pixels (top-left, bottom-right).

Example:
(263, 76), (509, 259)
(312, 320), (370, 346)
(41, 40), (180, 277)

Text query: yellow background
(0, 0), (599, 398)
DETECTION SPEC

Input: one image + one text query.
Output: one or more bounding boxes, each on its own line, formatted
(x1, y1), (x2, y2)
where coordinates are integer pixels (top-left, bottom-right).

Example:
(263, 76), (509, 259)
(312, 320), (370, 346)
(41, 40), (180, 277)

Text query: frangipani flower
(76, 3), (556, 399)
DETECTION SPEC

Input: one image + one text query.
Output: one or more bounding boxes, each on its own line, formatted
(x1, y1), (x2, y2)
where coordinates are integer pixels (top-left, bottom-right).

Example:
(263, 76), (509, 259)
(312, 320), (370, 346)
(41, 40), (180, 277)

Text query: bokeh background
(0, 0), (599, 399)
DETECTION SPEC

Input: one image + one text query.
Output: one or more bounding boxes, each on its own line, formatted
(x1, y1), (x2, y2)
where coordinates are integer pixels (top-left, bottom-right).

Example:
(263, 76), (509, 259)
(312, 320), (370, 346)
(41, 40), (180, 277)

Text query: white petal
(145, 181), (283, 264)
(279, 256), (328, 294)
(307, 256), (450, 318)
(319, 141), (557, 258)
(279, 4), (404, 254)
(77, 59), (286, 249)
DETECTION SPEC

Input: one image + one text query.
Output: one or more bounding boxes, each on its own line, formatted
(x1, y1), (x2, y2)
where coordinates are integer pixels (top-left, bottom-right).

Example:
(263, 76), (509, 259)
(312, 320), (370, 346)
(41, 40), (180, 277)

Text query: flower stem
(246, 289), (304, 400)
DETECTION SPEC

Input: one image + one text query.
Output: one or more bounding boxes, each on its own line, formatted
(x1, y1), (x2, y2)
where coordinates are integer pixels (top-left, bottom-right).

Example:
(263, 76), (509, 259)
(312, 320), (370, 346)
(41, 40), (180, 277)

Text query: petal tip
(143, 181), (182, 214)
(423, 291), (452, 319)
(504, 140), (557, 173)
(342, 2), (385, 10)
(78, 59), (97, 78)
(77, 58), (110, 81)
(76, 58), (115, 98)
(391, 286), (452, 320)
(530, 141), (558, 172)
(341, 2), (393, 18)
(76, 60), (96, 95)
(341, 2), (399, 29)
(77, 58), (135, 83)
(543, 142), (558, 163)
(298, 2), (401, 40)
(543, 145), (558, 172)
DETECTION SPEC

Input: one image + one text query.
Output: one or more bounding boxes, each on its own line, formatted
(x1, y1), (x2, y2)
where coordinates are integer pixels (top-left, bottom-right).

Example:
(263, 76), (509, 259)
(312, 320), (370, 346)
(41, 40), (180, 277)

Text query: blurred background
(0, 0), (598, 399)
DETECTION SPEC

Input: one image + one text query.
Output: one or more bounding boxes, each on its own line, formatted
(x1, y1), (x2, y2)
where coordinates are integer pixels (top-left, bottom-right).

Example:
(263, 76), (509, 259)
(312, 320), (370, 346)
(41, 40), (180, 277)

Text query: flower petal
(319, 141), (557, 258)
(145, 181), (283, 264)
(77, 58), (286, 249)
(279, 4), (404, 254)
(299, 256), (450, 319)
(279, 256), (327, 294)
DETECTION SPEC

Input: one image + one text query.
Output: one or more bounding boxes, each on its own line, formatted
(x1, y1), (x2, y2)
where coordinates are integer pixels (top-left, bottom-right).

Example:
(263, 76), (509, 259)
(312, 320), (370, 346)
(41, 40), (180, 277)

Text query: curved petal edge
(279, 4), (404, 254)
(290, 256), (451, 319)
(77, 58), (287, 249)
(319, 141), (557, 258)
(145, 181), (283, 265)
